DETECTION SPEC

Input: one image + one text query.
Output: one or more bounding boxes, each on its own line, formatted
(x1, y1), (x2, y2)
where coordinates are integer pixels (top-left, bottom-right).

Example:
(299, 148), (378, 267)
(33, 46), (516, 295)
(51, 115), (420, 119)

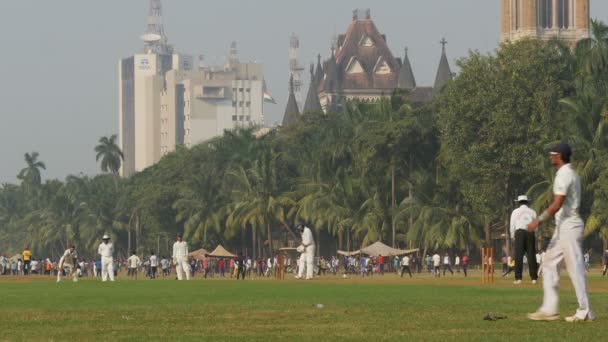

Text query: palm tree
(17, 152), (46, 194)
(95, 135), (124, 179)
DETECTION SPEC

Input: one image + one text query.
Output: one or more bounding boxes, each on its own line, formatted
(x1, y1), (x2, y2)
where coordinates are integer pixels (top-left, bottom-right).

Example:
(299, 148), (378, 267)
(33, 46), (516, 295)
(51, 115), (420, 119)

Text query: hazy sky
(1, 1), (607, 183)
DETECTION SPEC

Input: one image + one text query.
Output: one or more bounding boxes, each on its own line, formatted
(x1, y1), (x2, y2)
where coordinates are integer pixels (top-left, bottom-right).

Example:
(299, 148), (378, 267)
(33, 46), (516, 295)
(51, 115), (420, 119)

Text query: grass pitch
(1, 271), (608, 341)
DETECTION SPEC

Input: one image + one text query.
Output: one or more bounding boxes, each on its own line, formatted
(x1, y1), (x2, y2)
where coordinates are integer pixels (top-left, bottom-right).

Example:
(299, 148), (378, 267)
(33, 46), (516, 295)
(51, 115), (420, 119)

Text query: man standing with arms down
(172, 234), (191, 280)
(527, 144), (594, 322)
(295, 222), (315, 280)
(98, 234), (115, 282)
(510, 195), (538, 285)
(127, 251), (141, 278)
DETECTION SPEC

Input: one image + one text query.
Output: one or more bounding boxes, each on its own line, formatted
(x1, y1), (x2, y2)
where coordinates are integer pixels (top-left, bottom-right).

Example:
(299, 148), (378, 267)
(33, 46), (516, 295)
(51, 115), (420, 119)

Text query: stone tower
(501, 0), (590, 46)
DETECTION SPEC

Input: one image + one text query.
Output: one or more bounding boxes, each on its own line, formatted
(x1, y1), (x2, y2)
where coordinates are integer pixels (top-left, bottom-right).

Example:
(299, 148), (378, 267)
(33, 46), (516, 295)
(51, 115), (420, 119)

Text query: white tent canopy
(205, 245), (236, 258)
(338, 241), (418, 257)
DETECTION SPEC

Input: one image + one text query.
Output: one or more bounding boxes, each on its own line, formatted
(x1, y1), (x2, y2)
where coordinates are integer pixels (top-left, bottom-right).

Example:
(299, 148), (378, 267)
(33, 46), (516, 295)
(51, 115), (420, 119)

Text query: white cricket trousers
(298, 246), (315, 279)
(57, 263), (76, 282)
(101, 256), (115, 282)
(175, 256), (191, 280)
(539, 223), (594, 319)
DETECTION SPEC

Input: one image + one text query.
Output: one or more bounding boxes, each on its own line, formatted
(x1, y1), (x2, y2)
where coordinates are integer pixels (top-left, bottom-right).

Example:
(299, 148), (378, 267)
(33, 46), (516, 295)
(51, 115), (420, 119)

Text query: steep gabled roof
(282, 74), (300, 125)
(330, 12), (399, 91)
(397, 47), (416, 90)
(303, 64), (323, 113)
(433, 39), (453, 97)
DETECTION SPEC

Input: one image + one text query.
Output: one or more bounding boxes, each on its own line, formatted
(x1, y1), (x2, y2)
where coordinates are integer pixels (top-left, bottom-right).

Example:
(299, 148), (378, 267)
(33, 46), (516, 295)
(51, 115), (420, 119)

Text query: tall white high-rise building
(119, 1), (264, 177)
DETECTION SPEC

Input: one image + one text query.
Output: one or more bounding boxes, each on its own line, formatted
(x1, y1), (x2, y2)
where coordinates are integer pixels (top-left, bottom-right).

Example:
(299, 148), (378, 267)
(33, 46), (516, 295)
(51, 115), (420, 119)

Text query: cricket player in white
(295, 222), (315, 280)
(172, 234), (191, 280)
(57, 245), (78, 282)
(527, 144), (594, 322)
(98, 234), (115, 282)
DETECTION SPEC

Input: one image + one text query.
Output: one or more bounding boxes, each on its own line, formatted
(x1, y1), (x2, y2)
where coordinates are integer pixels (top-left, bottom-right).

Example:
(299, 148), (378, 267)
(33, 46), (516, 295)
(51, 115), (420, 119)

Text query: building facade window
(538, 0), (553, 29)
(557, 0), (570, 29)
(515, 0), (521, 30)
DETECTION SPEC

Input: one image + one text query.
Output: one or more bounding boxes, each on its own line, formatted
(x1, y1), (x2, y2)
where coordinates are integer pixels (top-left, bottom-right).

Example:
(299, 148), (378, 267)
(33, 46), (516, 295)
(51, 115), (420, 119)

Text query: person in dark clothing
(236, 253), (246, 280)
(510, 195), (538, 285)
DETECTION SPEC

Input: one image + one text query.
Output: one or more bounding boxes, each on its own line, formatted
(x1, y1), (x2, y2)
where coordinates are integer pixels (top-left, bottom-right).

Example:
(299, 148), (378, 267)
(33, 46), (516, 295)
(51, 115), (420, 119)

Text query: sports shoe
(527, 311), (560, 321)
(513, 279), (522, 285)
(565, 314), (595, 322)
(531, 280), (537, 285)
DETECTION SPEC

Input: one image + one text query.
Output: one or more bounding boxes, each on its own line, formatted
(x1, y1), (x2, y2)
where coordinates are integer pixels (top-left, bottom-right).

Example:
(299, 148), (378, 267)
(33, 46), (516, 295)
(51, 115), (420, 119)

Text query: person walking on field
(455, 255), (460, 273)
(172, 234), (191, 280)
(127, 251), (141, 278)
(22, 247), (32, 275)
(443, 254), (454, 276)
(149, 252), (158, 279)
(510, 195), (538, 285)
(401, 254), (412, 278)
(432, 253), (441, 278)
(57, 245), (78, 282)
(461, 254), (469, 277)
(527, 144), (594, 322)
(98, 234), (115, 282)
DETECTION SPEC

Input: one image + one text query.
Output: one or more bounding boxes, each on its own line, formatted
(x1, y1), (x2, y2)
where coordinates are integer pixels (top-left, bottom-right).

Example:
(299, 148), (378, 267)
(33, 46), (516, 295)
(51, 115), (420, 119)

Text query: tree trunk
(252, 225), (257, 261)
(241, 225), (246, 255)
(337, 230), (343, 251)
(135, 213), (140, 255)
(128, 228), (131, 255)
(346, 227), (351, 252)
(504, 178), (511, 256)
(257, 227), (262, 258)
(391, 161), (396, 248)
(267, 222), (273, 256)
(484, 220), (491, 247)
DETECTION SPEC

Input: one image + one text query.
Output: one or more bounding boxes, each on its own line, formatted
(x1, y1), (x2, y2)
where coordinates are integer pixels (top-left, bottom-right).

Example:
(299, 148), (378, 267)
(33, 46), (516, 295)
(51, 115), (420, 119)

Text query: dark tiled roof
(319, 15), (399, 92)
(407, 87), (433, 104)
(282, 75), (300, 126)
(397, 48), (416, 90)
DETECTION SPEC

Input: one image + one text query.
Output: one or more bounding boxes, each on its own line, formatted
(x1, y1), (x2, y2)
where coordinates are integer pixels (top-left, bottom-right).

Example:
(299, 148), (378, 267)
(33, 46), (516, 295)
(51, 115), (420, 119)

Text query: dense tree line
(2, 22), (608, 260)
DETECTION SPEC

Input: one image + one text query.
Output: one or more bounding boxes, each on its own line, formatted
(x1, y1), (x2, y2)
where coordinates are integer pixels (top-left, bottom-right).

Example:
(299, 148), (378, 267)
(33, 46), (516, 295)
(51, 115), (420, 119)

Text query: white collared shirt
(301, 227), (315, 247)
(98, 242), (114, 257)
(553, 163), (582, 227)
(172, 241), (188, 258)
(127, 255), (141, 268)
(510, 204), (537, 237)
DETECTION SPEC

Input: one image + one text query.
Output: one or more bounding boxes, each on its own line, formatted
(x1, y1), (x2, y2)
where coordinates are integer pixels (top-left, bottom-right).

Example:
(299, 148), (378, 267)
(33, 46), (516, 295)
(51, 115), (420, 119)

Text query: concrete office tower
(119, 0), (192, 176)
(501, 0), (590, 46)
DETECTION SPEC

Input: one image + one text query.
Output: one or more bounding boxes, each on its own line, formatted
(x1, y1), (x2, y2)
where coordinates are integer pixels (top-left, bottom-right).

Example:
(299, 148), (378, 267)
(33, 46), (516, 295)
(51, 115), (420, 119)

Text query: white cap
(102, 234), (110, 240)
(515, 195), (529, 202)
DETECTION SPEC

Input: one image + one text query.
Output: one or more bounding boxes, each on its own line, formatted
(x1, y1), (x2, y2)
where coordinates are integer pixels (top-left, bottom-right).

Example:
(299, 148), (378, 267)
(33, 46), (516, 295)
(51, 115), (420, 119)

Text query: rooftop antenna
(289, 33), (305, 110)
(141, 0), (172, 55)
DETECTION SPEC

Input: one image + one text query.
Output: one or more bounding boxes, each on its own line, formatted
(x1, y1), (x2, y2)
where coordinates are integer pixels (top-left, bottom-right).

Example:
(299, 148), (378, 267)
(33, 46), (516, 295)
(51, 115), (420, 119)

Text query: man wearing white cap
(510, 195), (538, 285)
(527, 143), (594, 322)
(172, 234), (191, 280)
(98, 234), (115, 282)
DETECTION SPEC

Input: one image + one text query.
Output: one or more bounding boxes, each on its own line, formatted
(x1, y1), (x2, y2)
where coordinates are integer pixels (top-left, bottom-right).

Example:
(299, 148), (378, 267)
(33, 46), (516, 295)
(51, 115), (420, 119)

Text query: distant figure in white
(98, 234), (115, 282)
(57, 245), (78, 282)
(295, 222), (315, 280)
(172, 233), (191, 280)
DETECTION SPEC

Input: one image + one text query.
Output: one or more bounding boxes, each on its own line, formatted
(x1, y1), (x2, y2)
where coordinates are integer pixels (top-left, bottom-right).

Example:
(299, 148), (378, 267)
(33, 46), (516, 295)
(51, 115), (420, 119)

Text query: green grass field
(1, 271), (607, 341)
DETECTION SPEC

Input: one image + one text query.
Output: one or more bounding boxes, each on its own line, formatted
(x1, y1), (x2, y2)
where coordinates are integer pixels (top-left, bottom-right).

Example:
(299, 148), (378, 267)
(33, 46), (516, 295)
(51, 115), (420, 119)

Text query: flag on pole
(263, 80), (276, 104)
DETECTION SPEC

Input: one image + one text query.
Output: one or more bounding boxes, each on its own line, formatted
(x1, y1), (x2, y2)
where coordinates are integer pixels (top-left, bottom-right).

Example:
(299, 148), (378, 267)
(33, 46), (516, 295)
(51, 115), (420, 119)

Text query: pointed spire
(433, 38), (453, 97)
(314, 54), (324, 86)
(303, 64), (323, 113)
(323, 52), (340, 92)
(397, 46), (416, 90)
(282, 74), (300, 126)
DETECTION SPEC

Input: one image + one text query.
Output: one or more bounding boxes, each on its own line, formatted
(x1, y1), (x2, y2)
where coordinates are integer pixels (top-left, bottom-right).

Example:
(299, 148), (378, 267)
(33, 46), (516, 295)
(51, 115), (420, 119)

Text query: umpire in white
(510, 195), (538, 284)
(527, 143), (594, 322)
